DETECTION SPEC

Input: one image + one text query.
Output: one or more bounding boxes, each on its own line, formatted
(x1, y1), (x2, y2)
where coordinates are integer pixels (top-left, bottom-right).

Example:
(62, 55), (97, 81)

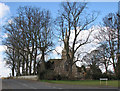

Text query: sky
(0, 1), (119, 77)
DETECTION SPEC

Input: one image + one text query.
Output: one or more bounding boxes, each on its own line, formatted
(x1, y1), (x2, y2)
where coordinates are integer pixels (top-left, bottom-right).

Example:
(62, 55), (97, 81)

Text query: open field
(40, 80), (119, 87)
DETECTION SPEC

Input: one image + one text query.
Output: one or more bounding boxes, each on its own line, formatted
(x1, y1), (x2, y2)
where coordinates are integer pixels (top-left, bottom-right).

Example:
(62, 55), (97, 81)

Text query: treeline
(83, 13), (120, 79)
(3, 6), (54, 76)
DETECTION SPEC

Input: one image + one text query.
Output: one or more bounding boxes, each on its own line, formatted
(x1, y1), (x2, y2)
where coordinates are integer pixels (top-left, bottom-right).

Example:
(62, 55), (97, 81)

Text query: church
(46, 30), (90, 79)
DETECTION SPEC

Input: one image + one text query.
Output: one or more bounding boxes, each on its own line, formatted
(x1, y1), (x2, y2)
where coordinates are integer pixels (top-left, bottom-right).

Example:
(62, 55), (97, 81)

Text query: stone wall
(14, 75), (38, 80)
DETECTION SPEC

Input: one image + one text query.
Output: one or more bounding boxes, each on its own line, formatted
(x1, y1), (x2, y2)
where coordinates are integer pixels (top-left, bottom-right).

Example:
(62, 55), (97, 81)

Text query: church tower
(60, 29), (79, 78)
(61, 28), (72, 60)
(62, 29), (68, 60)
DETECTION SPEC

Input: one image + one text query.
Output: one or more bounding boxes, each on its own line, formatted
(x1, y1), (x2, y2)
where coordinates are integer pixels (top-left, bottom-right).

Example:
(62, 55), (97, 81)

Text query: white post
(100, 78), (108, 86)
(106, 80), (107, 86)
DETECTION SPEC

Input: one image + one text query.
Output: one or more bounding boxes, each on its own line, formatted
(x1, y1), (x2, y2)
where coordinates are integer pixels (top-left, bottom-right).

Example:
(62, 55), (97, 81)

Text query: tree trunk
(104, 59), (108, 74)
(18, 61), (20, 76)
(68, 64), (73, 79)
(117, 56), (120, 79)
(112, 57), (117, 76)
(22, 56), (25, 75)
(41, 50), (46, 72)
(105, 64), (108, 74)
(12, 64), (14, 77)
(68, 58), (73, 79)
(12, 50), (15, 77)
(112, 45), (117, 76)
(25, 54), (29, 75)
(29, 53), (32, 75)
(17, 50), (20, 76)
(33, 48), (37, 75)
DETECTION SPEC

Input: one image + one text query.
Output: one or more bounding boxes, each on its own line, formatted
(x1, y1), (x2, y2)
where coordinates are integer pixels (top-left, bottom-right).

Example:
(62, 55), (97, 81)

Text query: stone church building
(47, 30), (89, 79)
(48, 48), (88, 79)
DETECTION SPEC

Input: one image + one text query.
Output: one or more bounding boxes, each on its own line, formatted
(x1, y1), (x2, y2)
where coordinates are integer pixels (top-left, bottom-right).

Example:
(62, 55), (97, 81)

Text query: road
(1, 79), (119, 91)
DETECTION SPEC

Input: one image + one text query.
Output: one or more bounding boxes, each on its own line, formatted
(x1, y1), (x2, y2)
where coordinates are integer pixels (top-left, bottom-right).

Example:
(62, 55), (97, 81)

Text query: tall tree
(82, 43), (111, 74)
(97, 43), (111, 74)
(3, 6), (53, 76)
(56, 2), (98, 78)
(37, 10), (54, 73)
(96, 13), (119, 77)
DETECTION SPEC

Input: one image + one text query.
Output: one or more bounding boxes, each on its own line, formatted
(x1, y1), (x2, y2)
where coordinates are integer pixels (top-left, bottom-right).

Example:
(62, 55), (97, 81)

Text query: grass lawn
(40, 80), (119, 87)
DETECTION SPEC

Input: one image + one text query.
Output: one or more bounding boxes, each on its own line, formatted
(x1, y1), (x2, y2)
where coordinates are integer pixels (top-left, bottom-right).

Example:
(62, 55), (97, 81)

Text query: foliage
(85, 62), (102, 80)
(101, 73), (117, 80)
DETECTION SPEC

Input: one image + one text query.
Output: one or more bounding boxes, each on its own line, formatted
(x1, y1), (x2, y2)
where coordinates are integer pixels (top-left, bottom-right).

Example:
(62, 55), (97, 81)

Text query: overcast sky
(0, 1), (118, 77)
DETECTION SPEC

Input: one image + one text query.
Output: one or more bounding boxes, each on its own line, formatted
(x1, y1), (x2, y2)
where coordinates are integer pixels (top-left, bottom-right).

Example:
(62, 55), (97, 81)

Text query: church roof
(49, 59), (63, 62)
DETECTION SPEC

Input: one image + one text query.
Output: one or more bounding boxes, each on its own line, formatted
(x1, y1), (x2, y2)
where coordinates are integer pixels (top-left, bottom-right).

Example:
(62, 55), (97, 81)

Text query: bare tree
(96, 13), (119, 77)
(98, 43), (111, 74)
(36, 10), (54, 73)
(3, 20), (22, 76)
(4, 47), (16, 77)
(82, 49), (102, 66)
(3, 6), (54, 76)
(82, 43), (111, 74)
(56, 2), (98, 78)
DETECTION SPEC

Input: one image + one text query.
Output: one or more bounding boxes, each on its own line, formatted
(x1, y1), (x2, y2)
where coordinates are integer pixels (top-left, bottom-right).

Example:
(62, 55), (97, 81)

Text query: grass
(40, 80), (119, 87)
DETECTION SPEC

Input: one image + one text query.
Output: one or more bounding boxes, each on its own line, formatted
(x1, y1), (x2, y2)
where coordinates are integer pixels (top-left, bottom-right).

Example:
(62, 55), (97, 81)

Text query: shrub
(100, 73), (117, 80)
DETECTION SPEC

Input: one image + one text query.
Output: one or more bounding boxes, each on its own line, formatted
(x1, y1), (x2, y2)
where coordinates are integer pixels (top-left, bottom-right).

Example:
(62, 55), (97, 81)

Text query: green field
(40, 80), (119, 87)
